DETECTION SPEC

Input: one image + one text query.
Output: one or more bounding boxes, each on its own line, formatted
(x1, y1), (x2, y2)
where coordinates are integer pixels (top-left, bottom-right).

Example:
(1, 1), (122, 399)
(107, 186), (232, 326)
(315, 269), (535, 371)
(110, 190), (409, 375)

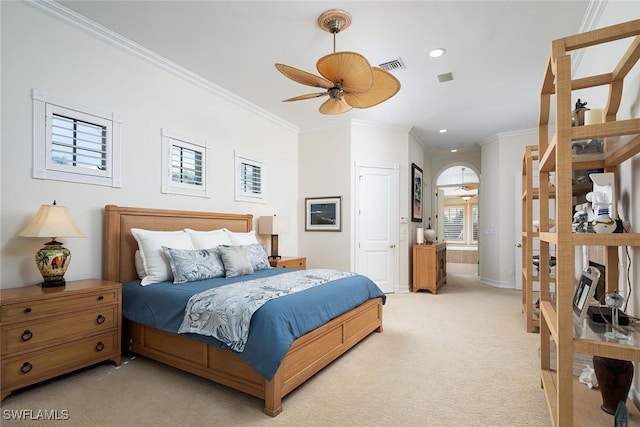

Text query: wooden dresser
(269, 256), (306, 270)
(412, 244), (447, 294)
(0, 279), (122, 401)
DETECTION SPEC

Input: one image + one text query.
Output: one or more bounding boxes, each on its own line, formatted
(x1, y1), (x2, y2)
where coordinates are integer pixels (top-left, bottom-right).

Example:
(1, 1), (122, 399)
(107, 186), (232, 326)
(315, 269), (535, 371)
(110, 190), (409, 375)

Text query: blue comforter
(122, 268), (385, 380)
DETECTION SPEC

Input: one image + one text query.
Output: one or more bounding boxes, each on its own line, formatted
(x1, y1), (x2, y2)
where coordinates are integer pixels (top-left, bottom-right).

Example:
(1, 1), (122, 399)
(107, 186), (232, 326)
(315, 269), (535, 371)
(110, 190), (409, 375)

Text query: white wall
(298, 125), (352, 271)
(1, 2), (299, 288)
(298, 120), (415, 291)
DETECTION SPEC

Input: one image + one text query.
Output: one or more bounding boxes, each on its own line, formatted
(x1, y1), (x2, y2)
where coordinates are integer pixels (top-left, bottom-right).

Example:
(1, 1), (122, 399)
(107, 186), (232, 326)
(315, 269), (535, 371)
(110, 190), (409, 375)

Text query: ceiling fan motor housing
(318, 9), (352, 34)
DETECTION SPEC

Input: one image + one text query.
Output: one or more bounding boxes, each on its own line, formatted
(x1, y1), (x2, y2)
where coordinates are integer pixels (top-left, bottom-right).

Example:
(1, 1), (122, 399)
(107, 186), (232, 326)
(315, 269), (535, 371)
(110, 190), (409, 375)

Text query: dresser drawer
(0, 289), (118, 323)
(1, 331), (118, 390)
(1, 306), (118, 356)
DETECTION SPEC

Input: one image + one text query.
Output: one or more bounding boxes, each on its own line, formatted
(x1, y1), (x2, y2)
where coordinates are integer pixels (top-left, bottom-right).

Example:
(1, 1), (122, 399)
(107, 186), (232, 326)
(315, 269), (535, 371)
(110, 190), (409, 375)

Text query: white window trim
(161, 128), (212, 198)
(32, 89), (121, 187)
(234, 151), (265, 204)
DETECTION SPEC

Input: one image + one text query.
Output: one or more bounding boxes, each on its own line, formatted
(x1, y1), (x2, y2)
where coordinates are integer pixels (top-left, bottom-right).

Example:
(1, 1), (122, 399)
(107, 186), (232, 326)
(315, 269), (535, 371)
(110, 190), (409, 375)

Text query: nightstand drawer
(279, 259), (306, 269)
(1, 331), (118, 390)
(1, 306), (118, 355)
(270, 257), (306, 270)
(0, 289), (118, 323)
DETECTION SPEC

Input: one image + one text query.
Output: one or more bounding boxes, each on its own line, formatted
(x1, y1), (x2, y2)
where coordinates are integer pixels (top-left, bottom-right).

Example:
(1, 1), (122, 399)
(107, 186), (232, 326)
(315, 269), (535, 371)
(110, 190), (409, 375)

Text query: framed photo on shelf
(572, 266), (601, 322)
(411, 163), (423, 222)
(305, 196), (341, 231)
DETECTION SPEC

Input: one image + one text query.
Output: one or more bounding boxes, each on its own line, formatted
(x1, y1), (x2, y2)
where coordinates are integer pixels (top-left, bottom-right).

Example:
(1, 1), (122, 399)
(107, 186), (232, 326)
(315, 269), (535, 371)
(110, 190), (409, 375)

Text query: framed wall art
(411, 163), (423, 222)
(305, 196), (341, 231)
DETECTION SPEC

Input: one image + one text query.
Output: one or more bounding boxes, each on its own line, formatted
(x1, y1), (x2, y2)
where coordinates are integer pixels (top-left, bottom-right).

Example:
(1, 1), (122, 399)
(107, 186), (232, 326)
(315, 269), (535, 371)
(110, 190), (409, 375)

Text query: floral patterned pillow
(162, 247), (225, 284)
(244, 243), (271, 271)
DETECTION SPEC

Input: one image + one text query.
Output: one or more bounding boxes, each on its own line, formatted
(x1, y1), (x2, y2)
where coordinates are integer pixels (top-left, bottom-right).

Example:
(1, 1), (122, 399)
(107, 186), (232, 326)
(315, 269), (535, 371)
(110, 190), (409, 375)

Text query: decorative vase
(593, 356), (633, 415)
(424, 217), (436, 243)
(592, 208), (616, 234)
(35, 241), (71, 287)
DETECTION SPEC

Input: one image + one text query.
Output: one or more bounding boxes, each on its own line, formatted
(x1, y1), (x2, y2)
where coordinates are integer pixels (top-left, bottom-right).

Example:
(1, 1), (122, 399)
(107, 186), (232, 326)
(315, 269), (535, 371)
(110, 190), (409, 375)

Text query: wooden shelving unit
(521, 145), (557, 333)
(537, 20), (640, 426)
(521, 145), (540, 332)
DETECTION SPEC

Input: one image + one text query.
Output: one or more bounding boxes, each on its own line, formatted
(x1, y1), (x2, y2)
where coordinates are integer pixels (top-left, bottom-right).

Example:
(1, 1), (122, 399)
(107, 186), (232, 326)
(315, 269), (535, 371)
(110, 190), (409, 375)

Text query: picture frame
(572, 266), (601, 322)
(305, 196), (342, 231)
(411, 163), (423, 222)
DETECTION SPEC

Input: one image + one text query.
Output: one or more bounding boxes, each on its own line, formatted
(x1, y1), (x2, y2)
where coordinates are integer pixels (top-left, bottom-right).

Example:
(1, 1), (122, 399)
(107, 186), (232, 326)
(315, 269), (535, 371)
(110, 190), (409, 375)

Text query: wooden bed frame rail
(103, 205), (383, 416)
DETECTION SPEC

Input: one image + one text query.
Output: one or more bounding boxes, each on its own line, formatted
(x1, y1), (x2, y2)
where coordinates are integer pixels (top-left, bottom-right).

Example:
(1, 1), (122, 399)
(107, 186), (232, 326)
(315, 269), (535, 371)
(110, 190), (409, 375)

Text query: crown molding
(27, 0), (298, 134)
(572, 0), (608, 75)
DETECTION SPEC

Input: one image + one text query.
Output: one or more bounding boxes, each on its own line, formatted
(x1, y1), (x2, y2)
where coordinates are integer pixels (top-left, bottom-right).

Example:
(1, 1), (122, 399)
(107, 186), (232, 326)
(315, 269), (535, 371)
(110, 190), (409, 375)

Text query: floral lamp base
(35, 240), (71, 287)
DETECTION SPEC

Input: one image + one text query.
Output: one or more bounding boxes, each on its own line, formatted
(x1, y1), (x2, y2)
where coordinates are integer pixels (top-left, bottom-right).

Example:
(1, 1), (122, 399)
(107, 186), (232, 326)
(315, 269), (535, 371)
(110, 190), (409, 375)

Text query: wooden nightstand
(0, 279), (122, 401)
(269, 256), (306, 270)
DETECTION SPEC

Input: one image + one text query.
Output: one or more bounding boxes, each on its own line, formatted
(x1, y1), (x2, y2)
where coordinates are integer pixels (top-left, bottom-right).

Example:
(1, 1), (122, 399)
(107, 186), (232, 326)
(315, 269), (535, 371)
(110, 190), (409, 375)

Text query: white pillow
(185, 228), (232, 250)
(134, 250), (146, 279)
(130, 228), (194, 286)
(225, 229), (259, 245)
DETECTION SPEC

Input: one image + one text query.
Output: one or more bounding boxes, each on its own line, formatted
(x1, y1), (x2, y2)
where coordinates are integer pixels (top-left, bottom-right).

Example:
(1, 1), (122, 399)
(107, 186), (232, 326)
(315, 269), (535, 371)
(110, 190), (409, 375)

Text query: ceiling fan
(275, 9), (401, 115)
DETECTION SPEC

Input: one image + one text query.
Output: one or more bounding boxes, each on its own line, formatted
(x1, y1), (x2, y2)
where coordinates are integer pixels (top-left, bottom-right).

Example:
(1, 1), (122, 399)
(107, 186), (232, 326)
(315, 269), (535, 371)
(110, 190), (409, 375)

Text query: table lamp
(18, 201), (85, 287)
(258, 215), (289, 260)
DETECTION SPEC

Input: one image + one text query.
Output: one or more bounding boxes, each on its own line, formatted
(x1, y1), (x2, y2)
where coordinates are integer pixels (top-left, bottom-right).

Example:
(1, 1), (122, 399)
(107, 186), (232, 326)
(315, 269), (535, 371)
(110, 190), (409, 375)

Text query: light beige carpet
(0, 274), (550, 427)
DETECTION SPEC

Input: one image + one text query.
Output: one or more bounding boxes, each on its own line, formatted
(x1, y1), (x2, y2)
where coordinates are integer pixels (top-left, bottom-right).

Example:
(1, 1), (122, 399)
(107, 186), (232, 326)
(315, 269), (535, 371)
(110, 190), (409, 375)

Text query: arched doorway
(435, 165), (480, 276)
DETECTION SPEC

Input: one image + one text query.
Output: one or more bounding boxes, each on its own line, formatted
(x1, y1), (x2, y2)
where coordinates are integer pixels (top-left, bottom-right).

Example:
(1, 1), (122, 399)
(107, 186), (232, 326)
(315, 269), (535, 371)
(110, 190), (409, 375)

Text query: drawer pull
(95, 341), (105, 352)
(96, 314), (106, 324)
(21, 362), (33, 374)
(21, 330), (33, 341)
(24, 307), (32, 313)
(97, 295), (104, 301)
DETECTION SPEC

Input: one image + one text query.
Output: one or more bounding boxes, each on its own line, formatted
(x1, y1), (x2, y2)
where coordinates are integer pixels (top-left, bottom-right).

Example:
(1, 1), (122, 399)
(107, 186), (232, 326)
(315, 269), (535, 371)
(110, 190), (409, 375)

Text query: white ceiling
(57, 0), (592, 154)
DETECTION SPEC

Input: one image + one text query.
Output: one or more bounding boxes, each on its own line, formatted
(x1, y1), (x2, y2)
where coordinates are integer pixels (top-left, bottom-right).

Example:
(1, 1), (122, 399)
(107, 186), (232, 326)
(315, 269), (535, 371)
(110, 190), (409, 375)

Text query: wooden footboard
(123, 296), (383, 416)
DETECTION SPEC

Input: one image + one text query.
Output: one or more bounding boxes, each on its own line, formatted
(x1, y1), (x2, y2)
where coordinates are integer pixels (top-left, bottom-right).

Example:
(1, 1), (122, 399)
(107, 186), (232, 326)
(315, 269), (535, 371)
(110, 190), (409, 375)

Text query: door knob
(516, 243), (522, 248)
(389, 244), (396, 249)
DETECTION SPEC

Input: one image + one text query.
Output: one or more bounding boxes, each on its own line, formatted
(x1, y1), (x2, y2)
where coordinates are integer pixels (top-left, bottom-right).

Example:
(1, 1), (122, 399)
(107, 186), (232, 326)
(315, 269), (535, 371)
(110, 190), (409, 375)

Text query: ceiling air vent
(378, 58), (405, 71)
(437, 72), (454, 83)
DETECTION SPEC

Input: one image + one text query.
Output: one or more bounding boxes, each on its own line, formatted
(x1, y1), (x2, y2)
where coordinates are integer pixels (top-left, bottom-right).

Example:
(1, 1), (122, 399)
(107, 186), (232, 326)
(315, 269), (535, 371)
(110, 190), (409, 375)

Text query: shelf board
(538, 232), (640, 247)
(541, 370), (640, 426)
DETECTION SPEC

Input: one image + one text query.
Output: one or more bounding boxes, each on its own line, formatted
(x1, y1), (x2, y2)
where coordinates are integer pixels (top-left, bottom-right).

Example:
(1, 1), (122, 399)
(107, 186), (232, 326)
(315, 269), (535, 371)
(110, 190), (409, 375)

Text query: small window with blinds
(235, 153), (265, 203)
(444, 206), (465, 242)
(32, 90), (121, 187)
(161, 129), (211, 198)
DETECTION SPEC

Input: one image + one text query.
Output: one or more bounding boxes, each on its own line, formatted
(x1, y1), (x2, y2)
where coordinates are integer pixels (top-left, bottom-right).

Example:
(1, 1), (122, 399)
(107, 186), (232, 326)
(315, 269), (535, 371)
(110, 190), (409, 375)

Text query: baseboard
(479, 276), (516, 289)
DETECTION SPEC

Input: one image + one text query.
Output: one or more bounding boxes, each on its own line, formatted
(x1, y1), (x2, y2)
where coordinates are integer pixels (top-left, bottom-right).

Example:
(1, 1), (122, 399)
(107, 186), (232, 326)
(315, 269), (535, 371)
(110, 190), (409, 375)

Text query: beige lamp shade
(18, 203), (85, 239)
(258, 216), (289, 236)
(258, 216), (289, 259)
(18, 202), (84, 287)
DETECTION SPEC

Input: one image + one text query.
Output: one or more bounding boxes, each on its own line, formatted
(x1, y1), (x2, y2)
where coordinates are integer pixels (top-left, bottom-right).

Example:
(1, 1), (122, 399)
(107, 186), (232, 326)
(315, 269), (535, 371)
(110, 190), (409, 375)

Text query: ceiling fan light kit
(275, 9), (400, 115)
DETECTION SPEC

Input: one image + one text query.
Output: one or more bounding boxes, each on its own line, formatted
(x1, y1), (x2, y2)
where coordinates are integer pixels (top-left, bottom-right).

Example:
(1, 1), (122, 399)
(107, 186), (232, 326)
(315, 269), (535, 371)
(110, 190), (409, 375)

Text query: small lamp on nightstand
(258, 215), (289, 260)
(18, 201), (85, 287)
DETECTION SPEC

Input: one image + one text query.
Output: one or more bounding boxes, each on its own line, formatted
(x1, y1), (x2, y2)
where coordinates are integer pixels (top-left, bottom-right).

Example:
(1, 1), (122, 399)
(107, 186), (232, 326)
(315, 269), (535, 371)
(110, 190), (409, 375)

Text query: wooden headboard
(103, 205), (253, 284)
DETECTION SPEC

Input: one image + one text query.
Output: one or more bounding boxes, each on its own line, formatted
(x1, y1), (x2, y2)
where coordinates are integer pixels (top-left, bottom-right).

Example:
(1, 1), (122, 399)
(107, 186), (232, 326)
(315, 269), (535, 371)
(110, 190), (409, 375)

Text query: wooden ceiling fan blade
(343, 67), (401, 109)
(275, 63), (334, 88)
(319, 97), (352, 115)
(316, 52), (373, 93)
(282, 92), (328, 102)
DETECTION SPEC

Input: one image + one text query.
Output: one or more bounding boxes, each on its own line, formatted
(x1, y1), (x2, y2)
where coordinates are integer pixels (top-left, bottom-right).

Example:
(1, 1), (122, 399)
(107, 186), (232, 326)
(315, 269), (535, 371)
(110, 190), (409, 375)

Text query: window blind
(51, 114), (107, 171)
(444, 206), (464, 242)
(171, 145), (202, 186)
(240, 162), (262, 195)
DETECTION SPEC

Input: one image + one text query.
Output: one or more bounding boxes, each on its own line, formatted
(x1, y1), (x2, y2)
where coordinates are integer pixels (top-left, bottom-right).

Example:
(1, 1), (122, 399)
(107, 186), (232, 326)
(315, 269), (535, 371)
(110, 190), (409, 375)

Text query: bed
(103, 205), (384, 416)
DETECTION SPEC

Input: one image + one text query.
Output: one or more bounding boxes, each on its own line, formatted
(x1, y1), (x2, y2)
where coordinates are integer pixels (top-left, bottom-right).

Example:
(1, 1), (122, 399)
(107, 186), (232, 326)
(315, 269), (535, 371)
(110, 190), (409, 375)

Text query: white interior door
(515, 171), (523, 290)
(355, 164), (398, 293)
(436, 188), (445, 243)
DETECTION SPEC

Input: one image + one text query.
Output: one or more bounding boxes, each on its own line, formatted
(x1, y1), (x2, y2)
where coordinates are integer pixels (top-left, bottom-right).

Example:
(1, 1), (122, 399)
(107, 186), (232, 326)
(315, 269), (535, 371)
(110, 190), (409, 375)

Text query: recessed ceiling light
(450, 149), (458, 153)
(439, 129), (447, 133)
(429, 48), (446, 58)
